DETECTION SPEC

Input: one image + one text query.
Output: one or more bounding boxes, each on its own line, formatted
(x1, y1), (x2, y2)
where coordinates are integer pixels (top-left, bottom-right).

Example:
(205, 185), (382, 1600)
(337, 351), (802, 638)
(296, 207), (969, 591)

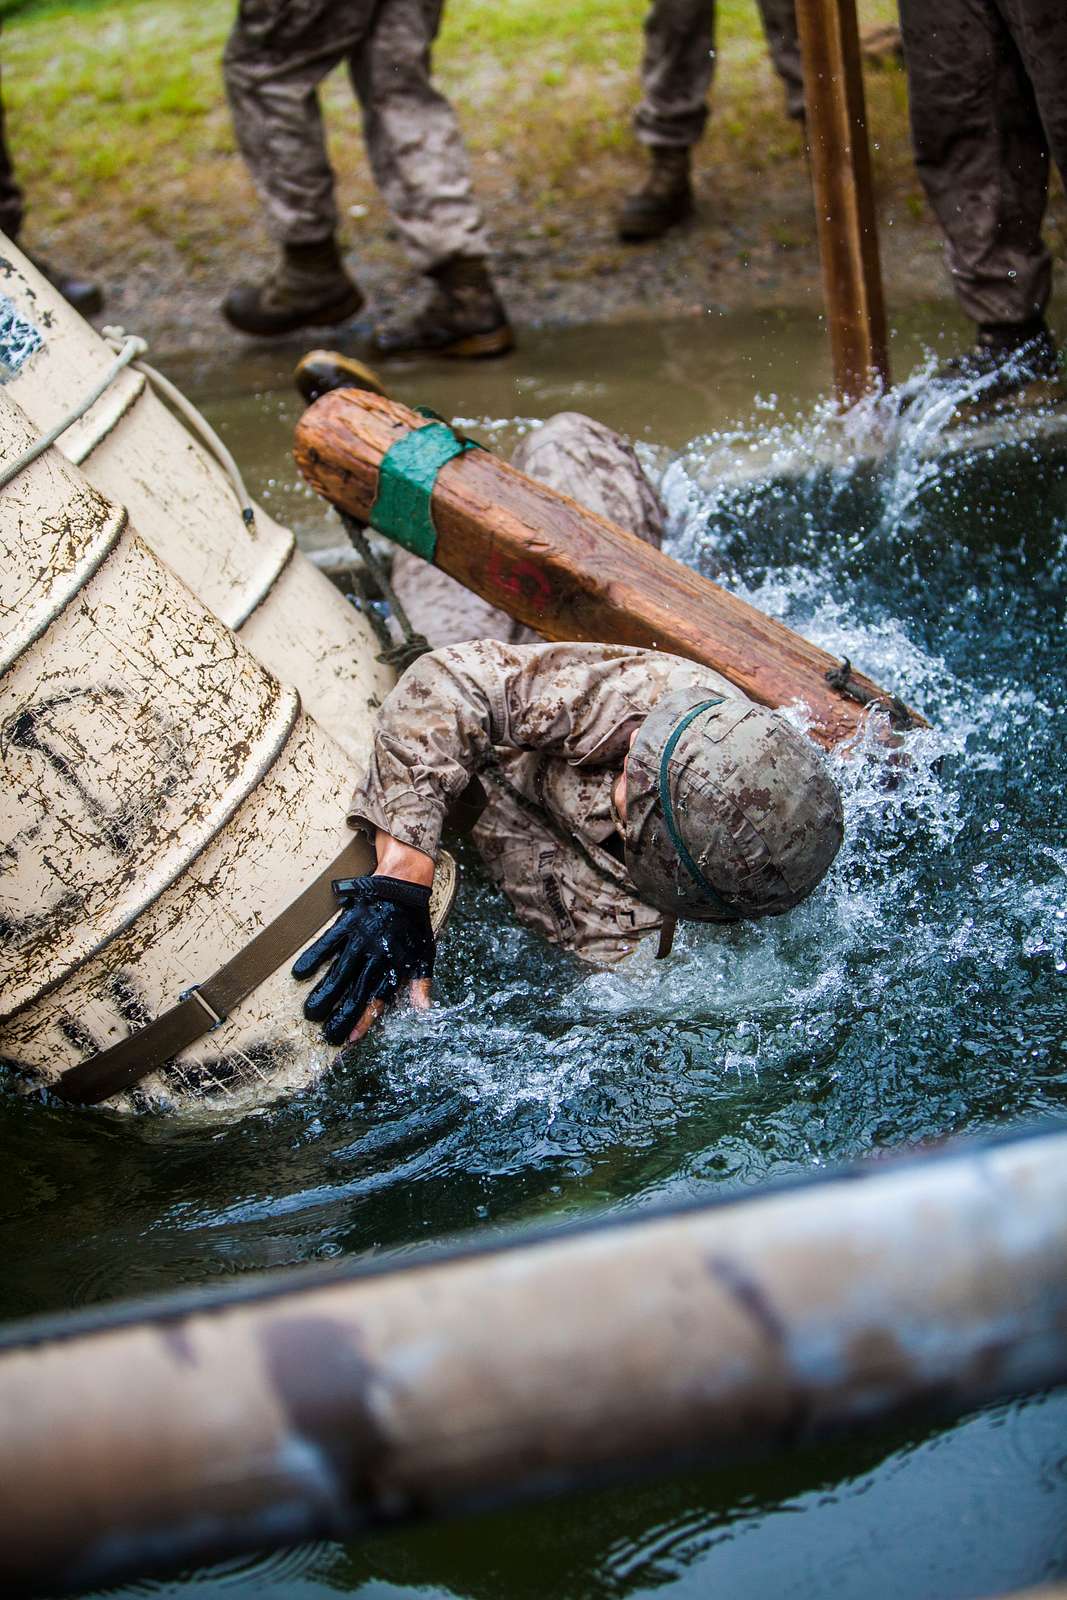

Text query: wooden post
(294, 391), (926, 748)
(796, 0), (890, 400)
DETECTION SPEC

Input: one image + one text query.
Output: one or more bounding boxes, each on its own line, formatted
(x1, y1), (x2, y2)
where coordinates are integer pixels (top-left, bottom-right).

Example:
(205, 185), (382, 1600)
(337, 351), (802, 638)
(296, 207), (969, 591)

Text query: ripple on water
(107, 1541), (333, 1596)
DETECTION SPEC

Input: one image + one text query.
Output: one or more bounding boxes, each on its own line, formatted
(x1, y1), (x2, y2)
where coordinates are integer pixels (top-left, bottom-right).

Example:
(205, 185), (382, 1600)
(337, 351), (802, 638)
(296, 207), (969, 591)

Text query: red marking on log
(486, 545), (554, 612)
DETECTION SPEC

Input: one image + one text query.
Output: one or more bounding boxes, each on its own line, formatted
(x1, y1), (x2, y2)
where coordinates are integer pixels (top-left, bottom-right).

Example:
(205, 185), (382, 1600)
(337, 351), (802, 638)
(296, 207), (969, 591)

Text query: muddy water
(2, 308), (1067, 1597)
(158, 301), (980, 545)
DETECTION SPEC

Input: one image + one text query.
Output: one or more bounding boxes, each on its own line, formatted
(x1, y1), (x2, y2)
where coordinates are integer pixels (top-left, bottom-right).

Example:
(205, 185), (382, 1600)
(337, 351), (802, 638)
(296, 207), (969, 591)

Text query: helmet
(623, 688), (844, 922)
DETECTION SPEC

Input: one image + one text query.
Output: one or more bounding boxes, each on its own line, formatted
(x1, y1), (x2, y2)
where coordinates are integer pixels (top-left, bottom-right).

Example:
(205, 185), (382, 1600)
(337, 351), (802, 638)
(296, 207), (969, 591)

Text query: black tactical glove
(292, 875), (435, 1046)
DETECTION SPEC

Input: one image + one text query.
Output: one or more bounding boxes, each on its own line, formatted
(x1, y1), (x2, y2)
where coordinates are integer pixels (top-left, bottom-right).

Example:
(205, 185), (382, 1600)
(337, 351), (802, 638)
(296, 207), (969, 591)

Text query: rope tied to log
(338, 408), (487, 672)
(825, 656), (917, 732)
(339, 510), (431, 673)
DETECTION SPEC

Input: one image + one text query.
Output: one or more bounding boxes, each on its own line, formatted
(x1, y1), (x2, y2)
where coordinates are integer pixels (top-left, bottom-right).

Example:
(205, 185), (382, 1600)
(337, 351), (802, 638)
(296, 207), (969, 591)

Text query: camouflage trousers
(635, 0), (804, 148)
(900, 0), (1067, 327)
(223, 0), (489, 269)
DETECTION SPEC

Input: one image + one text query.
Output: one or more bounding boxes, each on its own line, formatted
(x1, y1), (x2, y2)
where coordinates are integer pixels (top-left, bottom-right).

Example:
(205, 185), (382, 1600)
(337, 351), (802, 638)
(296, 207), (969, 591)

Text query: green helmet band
(657, 698), (740, 921)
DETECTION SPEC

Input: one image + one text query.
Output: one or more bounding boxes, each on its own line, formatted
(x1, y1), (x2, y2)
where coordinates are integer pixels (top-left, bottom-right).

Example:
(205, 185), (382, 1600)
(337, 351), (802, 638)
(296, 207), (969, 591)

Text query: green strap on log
(369, 410), (482, 560)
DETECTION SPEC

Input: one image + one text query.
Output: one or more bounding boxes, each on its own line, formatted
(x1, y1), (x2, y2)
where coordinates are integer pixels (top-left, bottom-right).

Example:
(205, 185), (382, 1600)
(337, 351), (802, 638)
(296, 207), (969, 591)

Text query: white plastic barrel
(0, 234), (391, 764)
(0, 390), (450, 1113)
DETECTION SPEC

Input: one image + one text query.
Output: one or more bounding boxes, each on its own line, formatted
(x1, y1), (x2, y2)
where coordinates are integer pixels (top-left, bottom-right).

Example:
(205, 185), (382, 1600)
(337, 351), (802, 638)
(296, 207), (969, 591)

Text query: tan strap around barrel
(56, 835), (375, 1106)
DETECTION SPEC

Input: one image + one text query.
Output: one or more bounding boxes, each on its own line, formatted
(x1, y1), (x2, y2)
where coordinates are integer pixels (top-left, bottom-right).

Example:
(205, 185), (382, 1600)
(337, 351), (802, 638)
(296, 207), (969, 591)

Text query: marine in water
(292, 407), (844, 1045)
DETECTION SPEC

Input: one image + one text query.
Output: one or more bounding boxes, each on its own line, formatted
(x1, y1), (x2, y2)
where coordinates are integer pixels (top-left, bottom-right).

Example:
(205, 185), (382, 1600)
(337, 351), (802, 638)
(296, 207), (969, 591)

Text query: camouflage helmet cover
(623, 688), (844, 921)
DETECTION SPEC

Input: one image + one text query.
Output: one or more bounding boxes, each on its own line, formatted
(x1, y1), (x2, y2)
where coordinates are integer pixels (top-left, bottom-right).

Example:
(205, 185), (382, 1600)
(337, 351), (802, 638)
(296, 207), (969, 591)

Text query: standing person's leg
(899, 0), (1059, 389)
(350, 0), (511, 358)
(634, 0), (716, 149)
(1000, 0), (1067, 189)
(0, 47), (102, 313)
(0, 63), (25, 245)
(618, 0), (713, 241)
(222, 0), (373, 335)
(756, 0), (804, 122)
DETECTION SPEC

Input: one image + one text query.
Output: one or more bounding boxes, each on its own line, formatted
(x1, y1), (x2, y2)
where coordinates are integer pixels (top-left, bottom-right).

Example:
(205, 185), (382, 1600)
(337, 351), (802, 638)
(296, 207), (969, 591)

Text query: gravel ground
(87, 164), (957, 362)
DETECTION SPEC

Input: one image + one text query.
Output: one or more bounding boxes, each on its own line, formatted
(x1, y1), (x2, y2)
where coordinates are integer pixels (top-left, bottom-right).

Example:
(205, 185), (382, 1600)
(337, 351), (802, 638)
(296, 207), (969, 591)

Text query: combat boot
(372, 257), (514, 359)
(926, 319), (1061, 406)
(617, 148), (693, 243)
(223, 239), (363, 338)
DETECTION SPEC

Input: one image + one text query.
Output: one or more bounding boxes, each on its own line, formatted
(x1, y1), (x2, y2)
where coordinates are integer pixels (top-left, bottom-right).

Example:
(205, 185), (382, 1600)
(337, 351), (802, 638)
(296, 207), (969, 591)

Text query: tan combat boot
(617, 148), (693, 243)
(223, 238), (363, 338)
(372, 257), (514, 359)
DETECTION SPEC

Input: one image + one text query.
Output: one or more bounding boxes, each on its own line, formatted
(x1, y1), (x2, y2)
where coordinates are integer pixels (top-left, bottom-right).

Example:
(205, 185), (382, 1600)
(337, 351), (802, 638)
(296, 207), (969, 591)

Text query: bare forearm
(373, 829), (435, 887)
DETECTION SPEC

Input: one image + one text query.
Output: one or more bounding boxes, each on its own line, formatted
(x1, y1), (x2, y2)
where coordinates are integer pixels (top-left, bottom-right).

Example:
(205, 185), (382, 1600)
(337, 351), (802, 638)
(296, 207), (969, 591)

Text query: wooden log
(294, 391), (926, 749)
(1, 1131), (1065, 1593)
(796, 0), (890, 400)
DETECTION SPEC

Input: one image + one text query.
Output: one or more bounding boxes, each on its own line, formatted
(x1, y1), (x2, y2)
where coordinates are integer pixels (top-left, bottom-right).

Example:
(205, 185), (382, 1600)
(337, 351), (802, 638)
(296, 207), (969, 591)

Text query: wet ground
(2, 305), (1066, 1598)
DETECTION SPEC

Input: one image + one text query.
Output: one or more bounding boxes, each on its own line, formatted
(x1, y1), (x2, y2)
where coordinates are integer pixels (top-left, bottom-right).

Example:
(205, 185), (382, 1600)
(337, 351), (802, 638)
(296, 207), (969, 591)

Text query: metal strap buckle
(179, 986), (226, 1031)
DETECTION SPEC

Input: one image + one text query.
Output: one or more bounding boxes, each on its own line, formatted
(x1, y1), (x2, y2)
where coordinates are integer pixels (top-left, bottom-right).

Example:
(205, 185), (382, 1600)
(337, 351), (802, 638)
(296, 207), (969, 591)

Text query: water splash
(316, 376), (1067, 1203)
(5, 369), (1065, 1290)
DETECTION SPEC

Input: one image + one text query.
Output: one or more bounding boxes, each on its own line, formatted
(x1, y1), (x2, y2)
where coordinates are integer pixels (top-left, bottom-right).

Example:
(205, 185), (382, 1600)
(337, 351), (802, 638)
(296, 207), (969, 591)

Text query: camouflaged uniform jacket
(348, 640), (745, 967)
